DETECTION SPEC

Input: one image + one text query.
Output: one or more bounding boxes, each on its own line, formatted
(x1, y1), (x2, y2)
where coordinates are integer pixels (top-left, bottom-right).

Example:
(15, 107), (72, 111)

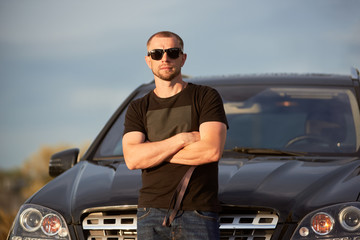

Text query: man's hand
(178, 131), (201, 147)
(169, 121), (227, 166)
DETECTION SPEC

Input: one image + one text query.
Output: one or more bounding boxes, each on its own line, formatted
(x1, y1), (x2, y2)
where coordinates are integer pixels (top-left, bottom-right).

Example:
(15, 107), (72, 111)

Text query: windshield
(222, 86), (360, 153)
(94, 84), (360, 159)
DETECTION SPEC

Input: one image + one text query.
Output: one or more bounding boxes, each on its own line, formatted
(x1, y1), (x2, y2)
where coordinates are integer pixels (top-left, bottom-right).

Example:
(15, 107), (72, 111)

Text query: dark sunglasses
(147, 48), (183, 60)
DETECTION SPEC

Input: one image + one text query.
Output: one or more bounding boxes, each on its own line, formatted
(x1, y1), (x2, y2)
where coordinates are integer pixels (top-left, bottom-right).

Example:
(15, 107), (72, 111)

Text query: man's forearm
(169, 140), (223, 165)
(123, 131), (200, 170)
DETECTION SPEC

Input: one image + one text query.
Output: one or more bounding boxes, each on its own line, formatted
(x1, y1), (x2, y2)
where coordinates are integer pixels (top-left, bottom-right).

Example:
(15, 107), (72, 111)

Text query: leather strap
(162, 166), (196, 227)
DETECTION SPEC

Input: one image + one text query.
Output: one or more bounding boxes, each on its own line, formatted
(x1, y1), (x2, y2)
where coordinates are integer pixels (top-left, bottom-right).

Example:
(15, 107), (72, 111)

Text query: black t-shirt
(123, 83), (228, 212)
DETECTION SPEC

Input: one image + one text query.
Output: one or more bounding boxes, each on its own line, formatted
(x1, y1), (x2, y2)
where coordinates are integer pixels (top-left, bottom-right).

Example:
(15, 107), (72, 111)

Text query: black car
(8, 68), (360, 240)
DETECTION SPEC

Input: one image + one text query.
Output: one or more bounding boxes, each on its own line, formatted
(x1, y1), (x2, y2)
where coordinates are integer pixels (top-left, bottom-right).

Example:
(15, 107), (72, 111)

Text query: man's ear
(145, 56), (152, 69)
(181, 53), (187, 67)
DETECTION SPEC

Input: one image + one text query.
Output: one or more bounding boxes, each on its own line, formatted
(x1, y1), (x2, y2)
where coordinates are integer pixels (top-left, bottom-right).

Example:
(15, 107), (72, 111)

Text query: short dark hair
(147, 31), (184, 50)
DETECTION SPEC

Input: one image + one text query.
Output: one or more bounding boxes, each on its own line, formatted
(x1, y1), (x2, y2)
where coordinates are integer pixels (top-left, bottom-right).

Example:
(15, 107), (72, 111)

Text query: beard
(152, 66), (181, 81)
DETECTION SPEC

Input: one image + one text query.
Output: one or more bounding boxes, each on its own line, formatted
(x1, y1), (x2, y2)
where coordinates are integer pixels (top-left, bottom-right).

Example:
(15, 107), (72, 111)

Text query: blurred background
(1, 0), (359, 238)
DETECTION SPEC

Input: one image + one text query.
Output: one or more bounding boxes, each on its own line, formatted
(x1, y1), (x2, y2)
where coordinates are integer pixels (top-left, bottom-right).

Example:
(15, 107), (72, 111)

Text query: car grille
(219, 211), (278, 240)
(83, 208), (138, 240)
(82, 206), (278, 240)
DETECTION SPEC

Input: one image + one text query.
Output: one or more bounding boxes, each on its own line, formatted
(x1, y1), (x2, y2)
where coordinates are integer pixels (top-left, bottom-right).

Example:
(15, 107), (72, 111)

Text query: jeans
(137, 208), (220, 240)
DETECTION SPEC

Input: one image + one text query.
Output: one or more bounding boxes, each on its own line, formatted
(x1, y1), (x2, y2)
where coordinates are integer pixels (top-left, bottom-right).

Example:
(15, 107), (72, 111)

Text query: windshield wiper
(232, 147), (306, 156)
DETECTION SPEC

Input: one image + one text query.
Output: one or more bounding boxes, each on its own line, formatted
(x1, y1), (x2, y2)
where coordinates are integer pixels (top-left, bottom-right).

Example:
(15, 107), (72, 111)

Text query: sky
(0, 0), (359, 169)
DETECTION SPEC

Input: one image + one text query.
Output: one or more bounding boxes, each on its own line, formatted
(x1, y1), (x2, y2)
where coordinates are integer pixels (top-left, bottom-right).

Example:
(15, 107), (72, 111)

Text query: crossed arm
(122, 121), (227, 170)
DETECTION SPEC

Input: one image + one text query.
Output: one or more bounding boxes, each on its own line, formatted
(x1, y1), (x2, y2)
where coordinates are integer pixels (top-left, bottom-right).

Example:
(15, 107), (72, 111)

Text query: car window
(93, 84), (360, 159)
(221, 86), (360, 153)
(93, 90), (148, 158)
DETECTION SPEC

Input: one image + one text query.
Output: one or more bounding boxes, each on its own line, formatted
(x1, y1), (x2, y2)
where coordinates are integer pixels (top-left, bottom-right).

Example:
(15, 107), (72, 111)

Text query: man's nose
(161, 52), (170, 61)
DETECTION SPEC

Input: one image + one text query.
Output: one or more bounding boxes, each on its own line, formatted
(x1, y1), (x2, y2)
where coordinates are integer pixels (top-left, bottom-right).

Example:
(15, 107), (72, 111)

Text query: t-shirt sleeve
(199, 86), (229, 129)
(123, 100), (146, 135)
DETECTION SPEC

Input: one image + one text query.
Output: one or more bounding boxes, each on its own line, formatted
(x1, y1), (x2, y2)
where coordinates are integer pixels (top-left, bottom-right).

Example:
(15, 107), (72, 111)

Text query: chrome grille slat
(83, 214), (137, 230)
(219, 212), (278, 229)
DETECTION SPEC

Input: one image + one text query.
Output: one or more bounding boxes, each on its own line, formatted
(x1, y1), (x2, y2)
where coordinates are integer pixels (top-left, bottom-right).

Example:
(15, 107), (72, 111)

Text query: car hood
(28, 155), (360, 224)
(218, 154), (360, 222)
(28, 160), (142, 223)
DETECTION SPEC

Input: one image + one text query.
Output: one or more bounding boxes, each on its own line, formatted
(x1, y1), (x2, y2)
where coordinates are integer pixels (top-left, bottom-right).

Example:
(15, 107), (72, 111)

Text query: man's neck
(153, 77), (188, 98)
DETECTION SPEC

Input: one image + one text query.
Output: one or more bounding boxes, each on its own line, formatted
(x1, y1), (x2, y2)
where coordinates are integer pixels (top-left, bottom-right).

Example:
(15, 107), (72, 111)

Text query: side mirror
(49, 148), (79, 177)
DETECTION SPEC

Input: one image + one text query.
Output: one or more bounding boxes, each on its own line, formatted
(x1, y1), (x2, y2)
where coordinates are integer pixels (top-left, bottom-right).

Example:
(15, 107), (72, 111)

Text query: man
(122, 31), (228, 239)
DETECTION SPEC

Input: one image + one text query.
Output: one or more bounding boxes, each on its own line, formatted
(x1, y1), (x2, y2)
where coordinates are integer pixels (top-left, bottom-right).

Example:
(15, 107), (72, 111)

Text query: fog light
(58, 227), (69, 237)
(339, 206), (360, 231)
(311, 212), (334, 235)
(299, 226), (309, 236)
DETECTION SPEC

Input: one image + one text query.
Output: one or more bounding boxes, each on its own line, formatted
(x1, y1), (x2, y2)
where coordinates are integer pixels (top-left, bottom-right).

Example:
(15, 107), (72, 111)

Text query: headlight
(19, 208), (42, 232)
(291, 202), (360, 239)
(339, 206), (360, 232)
(8, 204), (70, 240)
